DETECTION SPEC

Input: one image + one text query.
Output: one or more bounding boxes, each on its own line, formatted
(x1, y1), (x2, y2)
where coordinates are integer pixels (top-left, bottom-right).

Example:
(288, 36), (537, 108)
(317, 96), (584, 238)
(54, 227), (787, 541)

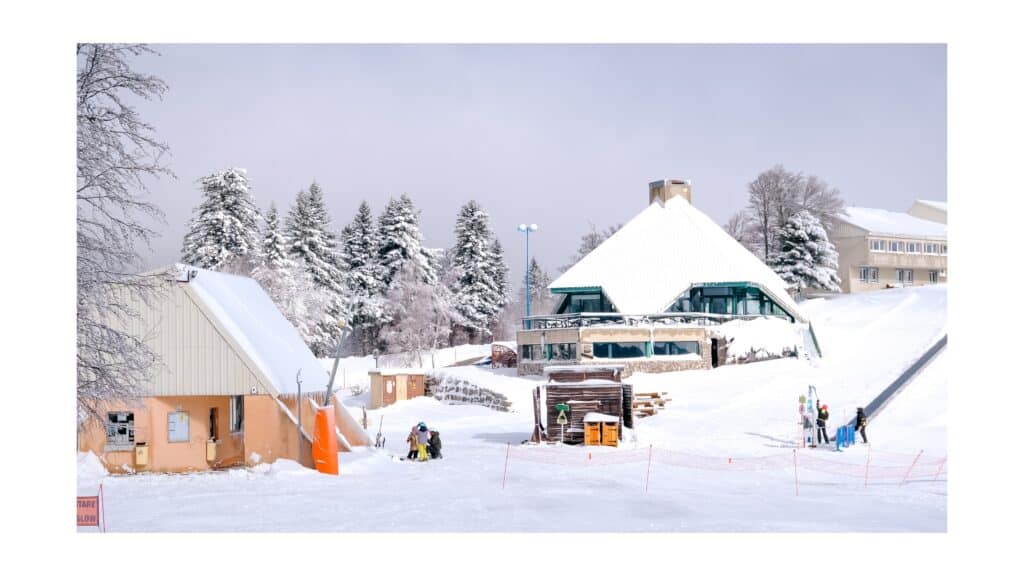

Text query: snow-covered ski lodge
(828, 201), (947, 293)
(516, 179), (811, 377)
(78, 265), (370, 473)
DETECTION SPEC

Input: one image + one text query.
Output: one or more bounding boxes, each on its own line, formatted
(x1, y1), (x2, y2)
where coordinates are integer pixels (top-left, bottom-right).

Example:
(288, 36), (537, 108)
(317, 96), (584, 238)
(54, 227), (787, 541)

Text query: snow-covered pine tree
(449, 200), (503, 343)
(769, 210), (842, 294)
(283, 182), (348, 356)
(487, 237), (512, 338)
(379, 263), (455, 366)
(520, 257), (554, 317)
(377, 194), (437, 288)
(252, 203), (329, 347)
(181, 167), (261, 272)
(339, 201), (386, 354)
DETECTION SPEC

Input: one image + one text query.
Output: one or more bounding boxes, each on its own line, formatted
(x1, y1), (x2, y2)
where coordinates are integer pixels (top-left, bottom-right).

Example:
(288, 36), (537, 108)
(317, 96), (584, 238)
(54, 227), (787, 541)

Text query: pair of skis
(375, 415), (385, 448)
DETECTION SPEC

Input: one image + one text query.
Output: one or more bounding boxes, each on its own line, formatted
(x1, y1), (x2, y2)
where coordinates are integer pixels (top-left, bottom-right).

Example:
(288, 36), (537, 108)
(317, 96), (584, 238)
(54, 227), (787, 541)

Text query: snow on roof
(914, 199), (947, 211)
(549, 196), (805, 321)
(582, 412), (620, 423)
(837, 207), (946, 238)
(369, 368), (427, 376)
(546, 380), (622, 388)
(180, 264), (328, 396)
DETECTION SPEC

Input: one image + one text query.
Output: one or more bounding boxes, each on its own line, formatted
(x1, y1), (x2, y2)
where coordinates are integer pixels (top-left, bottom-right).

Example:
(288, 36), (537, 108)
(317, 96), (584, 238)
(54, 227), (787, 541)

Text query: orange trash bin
(313, 405), (339, 475)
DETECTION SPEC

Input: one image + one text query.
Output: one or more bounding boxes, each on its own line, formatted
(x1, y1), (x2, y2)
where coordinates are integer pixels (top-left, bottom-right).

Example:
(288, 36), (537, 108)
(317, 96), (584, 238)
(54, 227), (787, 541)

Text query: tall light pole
(517, 223), (539, 329)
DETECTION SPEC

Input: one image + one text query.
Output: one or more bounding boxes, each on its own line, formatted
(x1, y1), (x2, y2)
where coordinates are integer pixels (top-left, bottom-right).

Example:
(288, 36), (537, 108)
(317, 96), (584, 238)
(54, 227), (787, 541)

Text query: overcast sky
(129, 44), (945, 285)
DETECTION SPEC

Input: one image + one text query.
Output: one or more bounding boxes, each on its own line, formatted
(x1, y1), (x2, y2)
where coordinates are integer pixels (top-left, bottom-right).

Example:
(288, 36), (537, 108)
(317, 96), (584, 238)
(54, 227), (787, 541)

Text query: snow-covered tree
(284, 182), (348, 356)
(734, 165), (845, 262)
(377, 194), (436, 288)
(449, 201), (504, 343)
(77, 43), (172, 423)
(339, 201), (386, 354)
(769, 210), (842, 294)
(252, 203), (329, 347)
(181, 167), (261, 272)
(519, 257), (554, 317)
(379, 264), (456, 365)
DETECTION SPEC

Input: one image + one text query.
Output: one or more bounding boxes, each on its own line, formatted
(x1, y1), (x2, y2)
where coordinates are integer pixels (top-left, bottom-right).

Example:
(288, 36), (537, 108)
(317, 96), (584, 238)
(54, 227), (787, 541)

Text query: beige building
(829, 203), (947, 293)
(907, 199), (947, 224)
(517, 179), (811, 377)
(78, 265), (370, 473)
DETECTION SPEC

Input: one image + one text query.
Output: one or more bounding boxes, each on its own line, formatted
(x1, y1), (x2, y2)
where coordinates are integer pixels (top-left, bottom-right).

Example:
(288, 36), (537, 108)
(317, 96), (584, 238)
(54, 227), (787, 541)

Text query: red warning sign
(77, 496), (100, 527)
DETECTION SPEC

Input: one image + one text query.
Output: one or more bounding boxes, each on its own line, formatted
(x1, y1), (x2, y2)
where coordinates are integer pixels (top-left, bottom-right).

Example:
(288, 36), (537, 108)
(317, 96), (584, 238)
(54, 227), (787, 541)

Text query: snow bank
(77, 451), (108, 481)
(714, 316), (803, 363)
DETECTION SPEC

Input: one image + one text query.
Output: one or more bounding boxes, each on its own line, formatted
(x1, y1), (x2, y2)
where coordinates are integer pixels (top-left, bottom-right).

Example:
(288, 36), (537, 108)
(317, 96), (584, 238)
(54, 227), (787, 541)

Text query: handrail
(521, 311), (781, 330)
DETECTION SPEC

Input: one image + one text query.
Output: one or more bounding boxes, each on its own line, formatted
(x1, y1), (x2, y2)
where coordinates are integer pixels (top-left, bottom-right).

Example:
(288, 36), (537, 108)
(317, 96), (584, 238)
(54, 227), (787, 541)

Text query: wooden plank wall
(545, 383), (625, 443)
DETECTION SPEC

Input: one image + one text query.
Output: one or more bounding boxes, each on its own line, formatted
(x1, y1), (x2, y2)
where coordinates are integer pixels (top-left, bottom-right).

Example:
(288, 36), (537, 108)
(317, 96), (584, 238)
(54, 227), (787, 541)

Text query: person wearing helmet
(816, 399), (830, 446)
(416, 422), (430, 461)
(855, 407), (868, 444)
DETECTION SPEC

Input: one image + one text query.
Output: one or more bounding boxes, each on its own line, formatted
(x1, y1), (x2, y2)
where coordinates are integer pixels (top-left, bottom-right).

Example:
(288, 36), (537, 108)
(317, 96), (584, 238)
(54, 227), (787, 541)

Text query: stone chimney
(649, 179), (692, 205)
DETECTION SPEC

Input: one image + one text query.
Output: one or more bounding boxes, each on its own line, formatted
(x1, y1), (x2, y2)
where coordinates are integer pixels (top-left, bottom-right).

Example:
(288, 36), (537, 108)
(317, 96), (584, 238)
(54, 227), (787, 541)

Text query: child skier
(816, 400), (830, 446)
(855, 407), (868, 444)
(405, 425), (419, 460)
(428, 429), (442, 459)
(416, 422), (430, 461)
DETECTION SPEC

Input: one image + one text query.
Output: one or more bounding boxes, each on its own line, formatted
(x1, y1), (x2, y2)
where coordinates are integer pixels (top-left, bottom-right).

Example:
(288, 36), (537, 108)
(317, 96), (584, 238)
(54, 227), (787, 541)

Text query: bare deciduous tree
(559, 222), (623, 272)
(77, 44), (173, 424)
(735, 165), (844, 261)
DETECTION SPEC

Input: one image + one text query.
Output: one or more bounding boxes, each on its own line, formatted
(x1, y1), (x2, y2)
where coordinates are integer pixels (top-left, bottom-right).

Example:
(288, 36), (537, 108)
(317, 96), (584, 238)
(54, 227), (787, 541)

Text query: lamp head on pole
(517, 223), (539, 232)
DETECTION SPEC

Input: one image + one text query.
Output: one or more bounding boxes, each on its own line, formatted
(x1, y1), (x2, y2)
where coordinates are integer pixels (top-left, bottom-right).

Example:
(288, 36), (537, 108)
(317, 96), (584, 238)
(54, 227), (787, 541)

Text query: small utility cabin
(530, 365), (632, 446)
(369, 369), (426, 409)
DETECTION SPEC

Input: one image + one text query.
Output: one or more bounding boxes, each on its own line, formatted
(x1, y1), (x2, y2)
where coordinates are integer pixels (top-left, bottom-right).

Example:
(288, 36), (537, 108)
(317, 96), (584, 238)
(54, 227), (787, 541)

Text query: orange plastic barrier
(313, 406), (339, 475)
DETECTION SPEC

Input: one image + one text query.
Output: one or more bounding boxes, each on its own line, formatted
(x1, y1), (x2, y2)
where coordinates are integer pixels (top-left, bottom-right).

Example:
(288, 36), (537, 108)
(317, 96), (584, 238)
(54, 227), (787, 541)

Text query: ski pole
(793, 449), (799, 497)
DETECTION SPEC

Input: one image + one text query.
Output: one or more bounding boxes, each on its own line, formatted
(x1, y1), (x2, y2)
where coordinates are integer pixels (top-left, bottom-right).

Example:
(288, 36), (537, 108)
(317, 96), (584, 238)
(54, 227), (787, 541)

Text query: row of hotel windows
(520, 341), (700, 361)
(869, 239), (947, 255)
(858, 267), (944, 285)
(105, 397), (244, 447)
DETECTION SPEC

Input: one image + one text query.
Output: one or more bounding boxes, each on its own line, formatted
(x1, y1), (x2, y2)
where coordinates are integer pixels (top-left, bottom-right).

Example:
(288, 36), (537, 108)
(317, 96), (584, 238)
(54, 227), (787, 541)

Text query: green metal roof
(550, 286), (603, 294)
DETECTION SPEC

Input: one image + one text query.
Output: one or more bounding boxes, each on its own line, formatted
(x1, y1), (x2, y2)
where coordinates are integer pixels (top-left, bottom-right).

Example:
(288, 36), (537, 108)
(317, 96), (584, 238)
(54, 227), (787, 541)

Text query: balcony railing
(520, 311), (772, 330)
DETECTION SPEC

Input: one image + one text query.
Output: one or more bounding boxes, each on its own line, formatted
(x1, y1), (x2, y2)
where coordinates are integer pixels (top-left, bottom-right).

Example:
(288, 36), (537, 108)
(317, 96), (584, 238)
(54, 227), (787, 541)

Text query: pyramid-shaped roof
(549, 196), (805, 322)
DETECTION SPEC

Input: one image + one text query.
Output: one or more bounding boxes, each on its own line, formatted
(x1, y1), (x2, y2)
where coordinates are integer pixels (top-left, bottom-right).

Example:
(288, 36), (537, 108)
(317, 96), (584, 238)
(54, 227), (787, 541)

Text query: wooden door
(408, 375), (424, 398)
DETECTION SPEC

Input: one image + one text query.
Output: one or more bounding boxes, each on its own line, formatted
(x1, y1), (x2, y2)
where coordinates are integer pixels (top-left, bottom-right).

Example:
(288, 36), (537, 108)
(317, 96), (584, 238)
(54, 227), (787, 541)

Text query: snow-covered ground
(78, 286), (946, 531)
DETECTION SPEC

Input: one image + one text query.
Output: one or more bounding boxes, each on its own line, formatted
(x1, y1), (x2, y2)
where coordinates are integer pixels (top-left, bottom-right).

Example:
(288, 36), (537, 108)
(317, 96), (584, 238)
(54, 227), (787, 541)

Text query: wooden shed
(533, 380), (632, 445)
(369, 369), (427, 409)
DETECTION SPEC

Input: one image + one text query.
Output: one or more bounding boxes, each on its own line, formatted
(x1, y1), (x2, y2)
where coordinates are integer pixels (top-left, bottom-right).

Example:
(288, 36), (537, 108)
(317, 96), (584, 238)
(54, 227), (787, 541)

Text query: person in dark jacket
(816, 400), (830, 445)
(427, 430), (442, 459)
(855, 407), (868, 444)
